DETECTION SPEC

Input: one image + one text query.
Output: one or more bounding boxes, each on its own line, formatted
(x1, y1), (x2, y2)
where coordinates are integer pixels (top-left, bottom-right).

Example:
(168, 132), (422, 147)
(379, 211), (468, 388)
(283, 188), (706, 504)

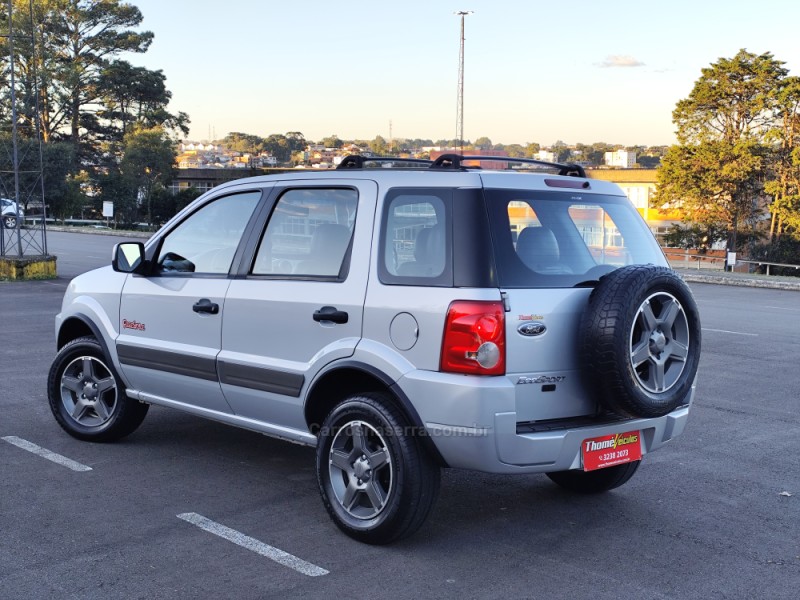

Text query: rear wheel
(3, 214), (17, 229)
(316, 393), (440, 544)
(47, 336), (148, 442)
(546, 461), (640, 494)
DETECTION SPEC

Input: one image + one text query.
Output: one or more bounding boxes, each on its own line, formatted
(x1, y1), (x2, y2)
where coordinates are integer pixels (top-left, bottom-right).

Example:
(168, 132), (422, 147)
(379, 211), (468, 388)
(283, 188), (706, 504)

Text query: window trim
(142, 189), (266, 279)
(244, 185), (360, 283)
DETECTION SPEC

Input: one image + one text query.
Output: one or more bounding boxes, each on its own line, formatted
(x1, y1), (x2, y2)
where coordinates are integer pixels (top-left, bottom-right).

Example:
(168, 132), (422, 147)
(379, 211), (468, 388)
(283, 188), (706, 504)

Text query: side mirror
(112, 242), (146, 273)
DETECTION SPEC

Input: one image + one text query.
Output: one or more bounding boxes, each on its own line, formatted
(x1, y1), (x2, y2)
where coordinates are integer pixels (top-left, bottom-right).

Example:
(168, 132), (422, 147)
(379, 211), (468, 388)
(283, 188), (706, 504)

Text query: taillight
(440, 301), (506, 375)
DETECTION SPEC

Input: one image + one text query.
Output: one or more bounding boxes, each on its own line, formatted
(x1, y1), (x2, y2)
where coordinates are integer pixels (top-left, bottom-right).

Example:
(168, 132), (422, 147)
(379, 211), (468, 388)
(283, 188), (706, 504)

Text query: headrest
(310, 223), (351, 256)
(516, 227), (560, 269)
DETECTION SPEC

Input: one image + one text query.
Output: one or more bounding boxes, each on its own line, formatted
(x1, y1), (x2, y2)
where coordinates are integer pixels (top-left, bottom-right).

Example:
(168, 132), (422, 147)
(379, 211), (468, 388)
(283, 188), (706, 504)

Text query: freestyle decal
(122, 319), (146, 332)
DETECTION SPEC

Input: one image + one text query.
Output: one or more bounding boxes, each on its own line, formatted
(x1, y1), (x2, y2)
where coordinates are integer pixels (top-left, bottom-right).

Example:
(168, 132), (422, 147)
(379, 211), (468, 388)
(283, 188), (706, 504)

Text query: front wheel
(3, 214), (17, 229)
(47, 336), (148, 442)
(316, 393), (440, 544)
(546, 461), (641, 494)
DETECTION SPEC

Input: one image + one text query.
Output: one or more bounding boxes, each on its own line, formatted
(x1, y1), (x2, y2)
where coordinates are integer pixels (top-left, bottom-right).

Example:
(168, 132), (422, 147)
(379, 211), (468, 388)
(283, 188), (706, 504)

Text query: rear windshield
(486, 189), (666, 288)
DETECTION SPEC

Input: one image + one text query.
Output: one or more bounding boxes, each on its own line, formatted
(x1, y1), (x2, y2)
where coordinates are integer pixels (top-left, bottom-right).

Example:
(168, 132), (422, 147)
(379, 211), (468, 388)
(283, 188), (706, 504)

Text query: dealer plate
(581, 430), (642, 471)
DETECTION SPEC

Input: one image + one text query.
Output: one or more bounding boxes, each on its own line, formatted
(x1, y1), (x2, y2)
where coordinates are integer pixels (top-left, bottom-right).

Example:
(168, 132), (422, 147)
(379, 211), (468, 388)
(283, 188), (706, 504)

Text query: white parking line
(2, 436), (92, 472)
(177, 512), (329, 577)
(702, 327), (758, 337)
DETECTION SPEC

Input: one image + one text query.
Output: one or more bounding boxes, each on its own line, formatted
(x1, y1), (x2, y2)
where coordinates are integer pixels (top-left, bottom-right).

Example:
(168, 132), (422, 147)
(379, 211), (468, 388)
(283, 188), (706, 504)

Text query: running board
(127, 389), (317, 447)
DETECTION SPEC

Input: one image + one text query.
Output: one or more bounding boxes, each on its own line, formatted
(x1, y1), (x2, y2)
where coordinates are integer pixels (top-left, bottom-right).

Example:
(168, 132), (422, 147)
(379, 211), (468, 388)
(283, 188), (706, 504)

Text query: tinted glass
(487, 189), (666, 288)
(252, 188), (358, 278)
(383, 195), (446, 279)
(157, 191), (261, 274)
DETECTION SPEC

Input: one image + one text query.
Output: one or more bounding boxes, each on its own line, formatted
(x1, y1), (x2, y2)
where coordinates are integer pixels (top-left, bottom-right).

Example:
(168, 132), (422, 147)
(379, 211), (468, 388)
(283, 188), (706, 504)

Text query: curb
(676, 270), (800, 292)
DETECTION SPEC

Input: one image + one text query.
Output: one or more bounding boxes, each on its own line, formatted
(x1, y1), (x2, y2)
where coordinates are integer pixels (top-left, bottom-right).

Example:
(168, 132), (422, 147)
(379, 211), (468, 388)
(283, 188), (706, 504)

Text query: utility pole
(454, 10), (473, 154)
(1, 0), (48, 259)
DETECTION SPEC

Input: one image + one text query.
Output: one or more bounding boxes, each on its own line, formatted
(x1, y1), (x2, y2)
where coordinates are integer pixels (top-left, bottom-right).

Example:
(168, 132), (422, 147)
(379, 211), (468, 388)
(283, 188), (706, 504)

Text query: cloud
(596, 55), (645, 68)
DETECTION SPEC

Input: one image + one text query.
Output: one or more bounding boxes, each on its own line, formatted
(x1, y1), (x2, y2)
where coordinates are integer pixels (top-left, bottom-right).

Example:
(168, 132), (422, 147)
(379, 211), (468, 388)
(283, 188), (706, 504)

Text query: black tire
(316, 393), (440, 544)
(546, 461), (640, 494)
(581, 265), (701, 418)
(3, 214), (17, 229)
(47, 336), (149, 442)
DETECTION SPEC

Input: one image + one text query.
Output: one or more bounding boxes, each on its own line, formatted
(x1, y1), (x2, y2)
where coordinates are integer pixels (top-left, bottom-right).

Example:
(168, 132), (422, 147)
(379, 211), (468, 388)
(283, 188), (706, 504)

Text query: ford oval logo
(517, 321), (546, 337)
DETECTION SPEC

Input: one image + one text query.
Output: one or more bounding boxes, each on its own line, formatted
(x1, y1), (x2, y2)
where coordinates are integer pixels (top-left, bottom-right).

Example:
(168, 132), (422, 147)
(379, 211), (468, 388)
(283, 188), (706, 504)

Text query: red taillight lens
(440, 301), (506, 375)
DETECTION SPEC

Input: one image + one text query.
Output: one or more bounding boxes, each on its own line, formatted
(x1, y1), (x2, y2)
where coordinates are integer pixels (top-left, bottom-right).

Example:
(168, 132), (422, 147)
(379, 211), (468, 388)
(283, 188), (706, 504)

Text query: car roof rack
(336, 153), (586, 177)
(336, 155), (433, 169)
(430, 154), (586, 177)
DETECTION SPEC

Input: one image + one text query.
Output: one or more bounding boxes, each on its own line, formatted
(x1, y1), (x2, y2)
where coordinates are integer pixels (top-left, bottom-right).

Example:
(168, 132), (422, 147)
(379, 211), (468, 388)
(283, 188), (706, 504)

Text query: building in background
(604, 150), (637, 168)
(587, 168), (680, 242)
(534, 150), (556, 163)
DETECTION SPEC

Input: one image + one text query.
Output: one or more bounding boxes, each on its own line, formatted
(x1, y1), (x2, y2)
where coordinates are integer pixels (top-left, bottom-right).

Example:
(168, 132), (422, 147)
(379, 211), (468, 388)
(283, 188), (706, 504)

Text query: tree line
(1, 0), (185, 226)
(654, 49), (800, 269)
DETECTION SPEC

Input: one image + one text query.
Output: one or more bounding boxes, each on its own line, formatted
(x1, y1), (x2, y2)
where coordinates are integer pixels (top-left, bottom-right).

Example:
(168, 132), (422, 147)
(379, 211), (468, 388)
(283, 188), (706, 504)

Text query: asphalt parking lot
(1, 231), (799, 599)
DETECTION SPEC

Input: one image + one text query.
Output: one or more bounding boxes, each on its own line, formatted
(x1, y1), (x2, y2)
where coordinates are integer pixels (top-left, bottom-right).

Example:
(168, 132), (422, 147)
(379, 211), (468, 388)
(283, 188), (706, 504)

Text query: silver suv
(49, 154), (701, 544)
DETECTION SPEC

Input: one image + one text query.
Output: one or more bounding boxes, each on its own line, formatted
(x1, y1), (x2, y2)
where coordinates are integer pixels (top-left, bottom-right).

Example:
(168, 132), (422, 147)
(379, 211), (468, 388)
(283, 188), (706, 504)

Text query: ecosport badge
(517, 375), (566, 384)
(517, 321), (546, 337)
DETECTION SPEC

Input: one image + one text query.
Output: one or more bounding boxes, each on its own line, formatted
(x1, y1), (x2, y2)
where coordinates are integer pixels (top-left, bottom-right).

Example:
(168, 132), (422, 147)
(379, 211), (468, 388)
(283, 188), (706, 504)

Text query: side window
(156, 191), (261, 275)
(252, 188), (358, 278)
(380, 190), (450, 285)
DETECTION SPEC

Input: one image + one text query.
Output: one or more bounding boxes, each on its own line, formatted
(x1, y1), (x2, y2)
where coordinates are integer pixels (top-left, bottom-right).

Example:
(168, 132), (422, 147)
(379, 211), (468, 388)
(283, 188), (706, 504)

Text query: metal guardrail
(668, 252), (724, 270)
(735, 259), (800, 276)
(668, 252), (800, 275)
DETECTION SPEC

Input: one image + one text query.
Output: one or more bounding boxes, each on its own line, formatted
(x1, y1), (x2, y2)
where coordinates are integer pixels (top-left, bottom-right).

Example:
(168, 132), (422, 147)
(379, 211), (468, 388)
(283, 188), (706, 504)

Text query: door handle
(313, 306), (348, 324)
(193, 298), (219, 314)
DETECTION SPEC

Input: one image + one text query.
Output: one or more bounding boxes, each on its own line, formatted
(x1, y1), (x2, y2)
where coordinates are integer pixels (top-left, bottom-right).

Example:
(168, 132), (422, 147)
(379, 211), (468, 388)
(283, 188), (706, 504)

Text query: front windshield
(486, 189), (667, 288)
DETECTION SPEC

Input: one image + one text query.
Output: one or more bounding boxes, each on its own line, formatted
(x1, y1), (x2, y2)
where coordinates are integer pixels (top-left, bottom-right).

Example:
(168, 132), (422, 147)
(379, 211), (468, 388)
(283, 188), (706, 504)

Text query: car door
(116, 187), (267, 413)
(218, 180), (376, 431)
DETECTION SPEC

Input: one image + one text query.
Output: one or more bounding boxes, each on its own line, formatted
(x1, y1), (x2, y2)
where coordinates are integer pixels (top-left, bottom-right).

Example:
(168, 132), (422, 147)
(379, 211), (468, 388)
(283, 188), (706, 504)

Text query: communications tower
(454, 10), (473, 153)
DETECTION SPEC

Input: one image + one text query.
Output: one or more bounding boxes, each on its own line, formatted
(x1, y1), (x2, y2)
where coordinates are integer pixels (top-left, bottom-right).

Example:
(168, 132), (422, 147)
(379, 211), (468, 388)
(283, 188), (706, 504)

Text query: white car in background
(2, 198), (24, 229)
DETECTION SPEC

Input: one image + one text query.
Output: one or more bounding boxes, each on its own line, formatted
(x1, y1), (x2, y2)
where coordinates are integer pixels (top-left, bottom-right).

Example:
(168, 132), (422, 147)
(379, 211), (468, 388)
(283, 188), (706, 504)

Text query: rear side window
(251, 187), (358, 279)
(488, 190), (666, 288)
(379, 189), (452, 286)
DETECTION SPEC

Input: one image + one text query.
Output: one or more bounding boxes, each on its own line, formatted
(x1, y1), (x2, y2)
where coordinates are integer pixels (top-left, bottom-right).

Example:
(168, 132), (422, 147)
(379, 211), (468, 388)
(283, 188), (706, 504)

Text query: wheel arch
(55, 313), (127, 385)
(58, 314), (105, 351)
(304, 361), (448, 467)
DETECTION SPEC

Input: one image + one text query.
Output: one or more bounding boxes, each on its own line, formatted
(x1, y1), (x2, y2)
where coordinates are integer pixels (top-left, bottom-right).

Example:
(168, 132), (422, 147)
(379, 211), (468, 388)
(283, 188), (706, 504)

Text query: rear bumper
(397, 369), (694, 474)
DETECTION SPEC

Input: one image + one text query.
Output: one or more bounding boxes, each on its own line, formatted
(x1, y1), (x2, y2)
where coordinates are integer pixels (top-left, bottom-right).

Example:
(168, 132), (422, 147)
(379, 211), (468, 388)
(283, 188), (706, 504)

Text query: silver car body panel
(55, 266), (129, 376)
(117, 276), (234, 414)
(219, 179), (377, 430)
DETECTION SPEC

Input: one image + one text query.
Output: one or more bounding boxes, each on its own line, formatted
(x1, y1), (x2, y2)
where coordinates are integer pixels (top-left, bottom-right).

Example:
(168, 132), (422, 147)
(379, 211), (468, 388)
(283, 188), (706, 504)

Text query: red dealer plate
(581, 430), (642, 471)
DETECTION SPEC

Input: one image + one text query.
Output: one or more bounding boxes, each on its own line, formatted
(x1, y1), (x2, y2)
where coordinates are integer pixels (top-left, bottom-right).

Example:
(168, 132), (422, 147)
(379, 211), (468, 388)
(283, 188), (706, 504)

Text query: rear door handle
(193, 298), (219, 314)
(313, 306), (348, 324)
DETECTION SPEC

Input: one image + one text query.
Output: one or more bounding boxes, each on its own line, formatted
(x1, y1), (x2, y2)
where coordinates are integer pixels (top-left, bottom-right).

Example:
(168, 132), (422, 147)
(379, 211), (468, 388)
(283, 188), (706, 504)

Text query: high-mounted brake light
(544, 178), (590, 189)
(440, 301), (506, 375)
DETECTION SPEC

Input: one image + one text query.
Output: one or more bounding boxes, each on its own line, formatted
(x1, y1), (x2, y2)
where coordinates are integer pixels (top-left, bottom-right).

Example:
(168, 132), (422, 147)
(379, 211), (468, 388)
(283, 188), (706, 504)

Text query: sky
(123, 0), (800, 147)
